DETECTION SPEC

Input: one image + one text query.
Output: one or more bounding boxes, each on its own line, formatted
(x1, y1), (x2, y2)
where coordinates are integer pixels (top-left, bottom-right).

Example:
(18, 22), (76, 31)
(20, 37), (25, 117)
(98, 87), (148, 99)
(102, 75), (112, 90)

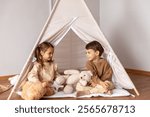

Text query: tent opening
(54, 29), (87, 72)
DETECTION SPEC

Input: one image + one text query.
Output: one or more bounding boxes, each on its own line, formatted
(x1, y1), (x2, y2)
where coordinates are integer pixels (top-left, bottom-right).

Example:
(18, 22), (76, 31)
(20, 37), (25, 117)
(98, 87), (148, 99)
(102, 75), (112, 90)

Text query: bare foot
(106, 90), (113, 95)
(76, 91), (90, 97)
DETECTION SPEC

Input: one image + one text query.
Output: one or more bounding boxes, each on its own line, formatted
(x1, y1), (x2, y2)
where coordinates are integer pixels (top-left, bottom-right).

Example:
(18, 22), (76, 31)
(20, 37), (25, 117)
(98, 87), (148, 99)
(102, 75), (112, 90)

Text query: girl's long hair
(35, 41), (54, 67)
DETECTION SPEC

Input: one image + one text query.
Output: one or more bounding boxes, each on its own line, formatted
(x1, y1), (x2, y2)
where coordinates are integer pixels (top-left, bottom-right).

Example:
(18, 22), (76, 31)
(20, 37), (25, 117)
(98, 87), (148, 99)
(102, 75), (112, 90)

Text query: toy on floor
(21, 81), (55, 100)
(53, 75), (67, 92)
(8, 75), (19, 86)
(53, 70), (94, 94)
(76, 71), (93, 91)
(63, 70), (80, 94)
(53, 70), (80, 94)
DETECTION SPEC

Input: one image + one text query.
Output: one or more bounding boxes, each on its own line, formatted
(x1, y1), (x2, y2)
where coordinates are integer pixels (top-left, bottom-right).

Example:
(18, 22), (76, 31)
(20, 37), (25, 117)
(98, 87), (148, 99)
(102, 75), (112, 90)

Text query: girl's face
(86, 49), (99, 61)
(41, 47), (54, 62)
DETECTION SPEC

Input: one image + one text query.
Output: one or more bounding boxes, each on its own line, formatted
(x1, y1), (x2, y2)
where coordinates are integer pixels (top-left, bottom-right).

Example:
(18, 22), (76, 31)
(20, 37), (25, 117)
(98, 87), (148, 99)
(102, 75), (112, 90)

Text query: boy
(77, 41), (114, 96)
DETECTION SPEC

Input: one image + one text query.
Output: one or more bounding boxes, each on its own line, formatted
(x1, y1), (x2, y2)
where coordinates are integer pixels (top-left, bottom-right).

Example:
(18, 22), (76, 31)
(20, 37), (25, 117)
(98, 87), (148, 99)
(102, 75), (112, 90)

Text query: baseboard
(126, 68), (150, 77)
(0, 75), (15, 80)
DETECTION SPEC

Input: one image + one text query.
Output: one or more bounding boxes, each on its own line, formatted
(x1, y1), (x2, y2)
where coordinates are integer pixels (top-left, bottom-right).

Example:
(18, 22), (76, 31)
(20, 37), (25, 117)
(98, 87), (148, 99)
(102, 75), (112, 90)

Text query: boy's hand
(99, 81), (109, 89)
(88, 80), (97, 87)
(90, 81), (97, 87)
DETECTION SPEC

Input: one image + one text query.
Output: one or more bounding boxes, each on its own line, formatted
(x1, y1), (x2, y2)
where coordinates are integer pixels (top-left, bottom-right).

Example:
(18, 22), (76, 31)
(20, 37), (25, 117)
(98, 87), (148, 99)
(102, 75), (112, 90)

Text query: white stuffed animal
(53, 70), (92, 94)
(63, 70), (80, 94)
(53, 75), (68, 92)
(76, 71), (93, 92)
(9, 75), (20, 86)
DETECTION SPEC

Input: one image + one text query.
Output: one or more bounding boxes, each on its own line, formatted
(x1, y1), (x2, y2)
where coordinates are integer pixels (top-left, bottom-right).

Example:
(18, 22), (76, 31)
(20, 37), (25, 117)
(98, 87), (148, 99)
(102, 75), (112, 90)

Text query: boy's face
(86, 49), (99, 61)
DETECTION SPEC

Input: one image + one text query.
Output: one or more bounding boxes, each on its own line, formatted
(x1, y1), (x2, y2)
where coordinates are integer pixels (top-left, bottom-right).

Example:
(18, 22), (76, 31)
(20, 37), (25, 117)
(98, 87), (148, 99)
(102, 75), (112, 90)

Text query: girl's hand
(31, 79), (40, 83)
(42, 81), (53, 87)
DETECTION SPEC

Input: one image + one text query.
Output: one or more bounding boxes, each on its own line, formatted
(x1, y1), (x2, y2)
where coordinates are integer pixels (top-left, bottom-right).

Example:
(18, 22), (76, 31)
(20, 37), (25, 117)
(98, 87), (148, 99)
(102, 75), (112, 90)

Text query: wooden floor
(0, 73), (150, 100)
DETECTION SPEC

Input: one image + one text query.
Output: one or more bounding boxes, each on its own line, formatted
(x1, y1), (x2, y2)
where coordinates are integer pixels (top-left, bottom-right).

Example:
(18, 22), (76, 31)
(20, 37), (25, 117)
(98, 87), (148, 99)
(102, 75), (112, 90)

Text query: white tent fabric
(8, 0), (139, 99)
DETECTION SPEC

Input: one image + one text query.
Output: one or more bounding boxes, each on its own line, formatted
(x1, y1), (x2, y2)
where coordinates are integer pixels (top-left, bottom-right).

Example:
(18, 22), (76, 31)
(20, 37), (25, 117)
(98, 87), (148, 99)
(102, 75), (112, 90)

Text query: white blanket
(10, 75), (133, 98)
(43, 88), (132, 98)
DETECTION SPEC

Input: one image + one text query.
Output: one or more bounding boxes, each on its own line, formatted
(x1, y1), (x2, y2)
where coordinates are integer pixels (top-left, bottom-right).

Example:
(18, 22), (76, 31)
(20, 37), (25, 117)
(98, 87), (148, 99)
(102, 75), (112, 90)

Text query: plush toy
(53, 75), (67, 92)
(64, 70), (80, 75)
(21, 81), (55, 100)
(76, 72), (112, 97)
(63, 70), (80, 94)
(44, 82), (55, 96)
(76, 71), (93, 91)
(21, 81), (46, 100)
(53, 70), (93, 94)
(8, 75), (19, 86)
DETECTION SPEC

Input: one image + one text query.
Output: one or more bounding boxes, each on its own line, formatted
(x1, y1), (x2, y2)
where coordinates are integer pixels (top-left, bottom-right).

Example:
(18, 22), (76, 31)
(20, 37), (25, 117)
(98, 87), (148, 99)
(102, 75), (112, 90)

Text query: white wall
(85, 0), (100, 25)
(0, 0), (49, 75)
(100, 0), (150, 71)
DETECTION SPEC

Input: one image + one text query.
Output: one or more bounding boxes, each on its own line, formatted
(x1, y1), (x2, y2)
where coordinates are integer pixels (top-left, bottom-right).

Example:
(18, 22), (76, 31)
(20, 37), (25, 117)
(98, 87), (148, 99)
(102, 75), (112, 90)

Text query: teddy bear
(53, 70), (93, 94)
(21, 81), (55, 100)
(76, 72), (113, 97)
(8, 75), (19, 86)
(53, 75), (67, 92)
(63, 70), (80, 94)
(76, 71), (93, 92)
(52, 69), (80, 94)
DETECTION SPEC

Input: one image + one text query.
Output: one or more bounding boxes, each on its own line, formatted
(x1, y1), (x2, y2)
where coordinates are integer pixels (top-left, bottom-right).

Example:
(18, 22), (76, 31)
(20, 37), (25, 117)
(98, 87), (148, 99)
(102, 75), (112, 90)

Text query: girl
(27, 41), (59, 96)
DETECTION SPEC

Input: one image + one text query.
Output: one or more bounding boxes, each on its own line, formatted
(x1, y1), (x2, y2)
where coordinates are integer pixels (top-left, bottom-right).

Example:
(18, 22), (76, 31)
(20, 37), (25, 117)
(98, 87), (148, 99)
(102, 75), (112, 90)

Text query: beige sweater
(27, 61), (58, 83)
(86, 58), (113, 83)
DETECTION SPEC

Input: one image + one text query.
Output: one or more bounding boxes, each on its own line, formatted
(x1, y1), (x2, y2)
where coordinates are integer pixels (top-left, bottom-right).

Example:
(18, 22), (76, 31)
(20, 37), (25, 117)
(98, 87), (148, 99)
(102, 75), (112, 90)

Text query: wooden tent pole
(133, 87), (140, 96)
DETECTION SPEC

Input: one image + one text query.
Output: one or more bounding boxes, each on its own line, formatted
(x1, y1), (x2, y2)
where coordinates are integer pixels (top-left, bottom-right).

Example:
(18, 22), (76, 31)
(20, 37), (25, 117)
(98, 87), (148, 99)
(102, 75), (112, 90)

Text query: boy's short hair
(85, 41), (104, 56)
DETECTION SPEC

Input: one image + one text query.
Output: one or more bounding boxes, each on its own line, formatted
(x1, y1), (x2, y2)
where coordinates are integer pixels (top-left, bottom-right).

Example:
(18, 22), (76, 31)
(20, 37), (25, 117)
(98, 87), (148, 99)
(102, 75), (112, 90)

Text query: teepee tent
(8, 0), (139, 99)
